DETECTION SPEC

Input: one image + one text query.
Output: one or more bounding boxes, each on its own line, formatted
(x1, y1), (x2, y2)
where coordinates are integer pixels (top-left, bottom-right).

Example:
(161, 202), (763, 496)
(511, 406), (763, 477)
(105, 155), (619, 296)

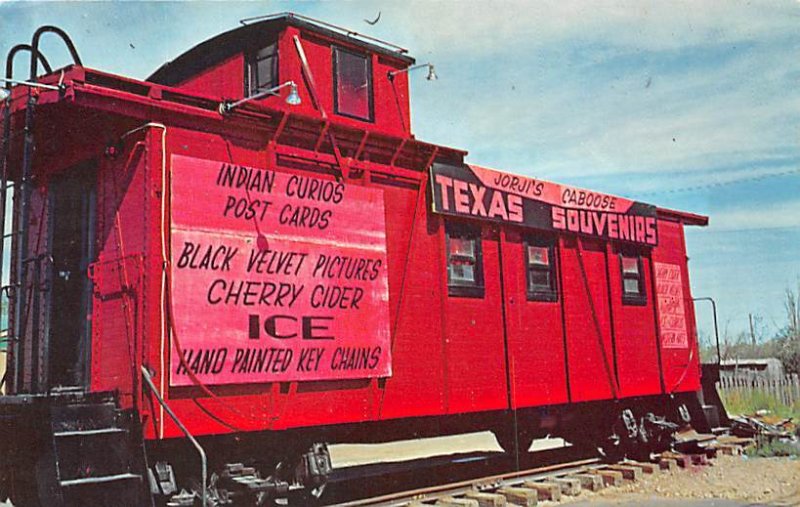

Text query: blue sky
(1, 1), (798, 344)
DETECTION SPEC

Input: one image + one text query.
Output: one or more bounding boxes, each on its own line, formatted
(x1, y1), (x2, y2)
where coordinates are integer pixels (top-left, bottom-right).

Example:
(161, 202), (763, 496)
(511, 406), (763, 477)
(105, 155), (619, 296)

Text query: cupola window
(333, 47), (373, 121)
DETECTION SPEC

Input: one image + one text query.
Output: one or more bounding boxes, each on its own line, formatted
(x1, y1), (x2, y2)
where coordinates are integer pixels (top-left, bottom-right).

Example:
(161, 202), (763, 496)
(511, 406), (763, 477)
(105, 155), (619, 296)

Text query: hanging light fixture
(285, 82), (301, 106)
(388, 63), (438, 82)
(426, 64), (438, 81)
(219, 80), (301, 115)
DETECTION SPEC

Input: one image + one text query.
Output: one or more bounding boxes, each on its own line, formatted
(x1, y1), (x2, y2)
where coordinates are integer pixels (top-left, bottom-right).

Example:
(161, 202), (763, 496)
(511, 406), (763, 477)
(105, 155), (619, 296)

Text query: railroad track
(332, 435), (754, 507)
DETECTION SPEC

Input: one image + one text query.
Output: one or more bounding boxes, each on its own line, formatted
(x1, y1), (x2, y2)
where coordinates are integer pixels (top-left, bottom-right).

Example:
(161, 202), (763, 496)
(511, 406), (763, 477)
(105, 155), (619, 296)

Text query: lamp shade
(285, 84), (302, 106)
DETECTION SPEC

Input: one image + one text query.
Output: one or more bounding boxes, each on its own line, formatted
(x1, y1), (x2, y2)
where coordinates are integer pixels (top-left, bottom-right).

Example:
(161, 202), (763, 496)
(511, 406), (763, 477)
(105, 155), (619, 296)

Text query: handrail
(141, 366), (207, 506)
(693, 296), (721, 365)
(29, 26), (82, 81)
(6, 44), (53, 87)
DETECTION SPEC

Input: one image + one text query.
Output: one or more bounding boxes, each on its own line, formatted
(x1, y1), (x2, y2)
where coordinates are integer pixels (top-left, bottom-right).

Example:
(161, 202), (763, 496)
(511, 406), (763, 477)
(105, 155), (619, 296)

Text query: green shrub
(746, 437), (799, 458)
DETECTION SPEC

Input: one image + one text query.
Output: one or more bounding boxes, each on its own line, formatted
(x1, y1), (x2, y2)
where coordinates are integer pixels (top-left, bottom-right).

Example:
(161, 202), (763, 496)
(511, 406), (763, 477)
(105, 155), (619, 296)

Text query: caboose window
(245, 43), (278, 97)
(526, 237), (558, 302)
(620, 254), (646, 305)
(445, 223), (484, 297)
(333, 47), (373, 121)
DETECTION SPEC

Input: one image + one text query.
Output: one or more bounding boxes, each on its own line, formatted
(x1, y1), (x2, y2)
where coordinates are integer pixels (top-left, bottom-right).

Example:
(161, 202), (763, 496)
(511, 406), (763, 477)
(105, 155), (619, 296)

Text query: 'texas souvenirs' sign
(430, 163), (658, 246)
(169, 155), (391, 386)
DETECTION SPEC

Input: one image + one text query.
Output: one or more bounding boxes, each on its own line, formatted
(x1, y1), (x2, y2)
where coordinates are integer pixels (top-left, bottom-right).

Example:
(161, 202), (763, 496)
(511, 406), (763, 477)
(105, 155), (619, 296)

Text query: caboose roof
(148, 12), (416, 87)
(0, 64), (709, 227)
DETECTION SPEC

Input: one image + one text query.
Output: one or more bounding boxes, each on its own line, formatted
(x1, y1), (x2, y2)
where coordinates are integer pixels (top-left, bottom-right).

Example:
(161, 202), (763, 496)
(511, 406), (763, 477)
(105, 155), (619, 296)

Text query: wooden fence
(717, 374), (800, 407)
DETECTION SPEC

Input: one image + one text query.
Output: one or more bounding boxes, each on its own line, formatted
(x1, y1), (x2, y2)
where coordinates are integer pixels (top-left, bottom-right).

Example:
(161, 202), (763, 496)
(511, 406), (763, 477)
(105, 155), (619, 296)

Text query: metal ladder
(1, 26), (82, 394)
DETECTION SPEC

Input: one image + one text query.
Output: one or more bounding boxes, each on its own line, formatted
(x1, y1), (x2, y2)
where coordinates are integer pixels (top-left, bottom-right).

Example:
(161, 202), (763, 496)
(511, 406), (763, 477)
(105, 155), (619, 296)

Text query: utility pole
(749, 313), (756, 346)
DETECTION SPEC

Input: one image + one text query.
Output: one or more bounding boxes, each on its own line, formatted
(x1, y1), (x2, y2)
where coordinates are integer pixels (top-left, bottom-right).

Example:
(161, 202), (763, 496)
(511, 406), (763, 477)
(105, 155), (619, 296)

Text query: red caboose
(0, 13), (708, 506)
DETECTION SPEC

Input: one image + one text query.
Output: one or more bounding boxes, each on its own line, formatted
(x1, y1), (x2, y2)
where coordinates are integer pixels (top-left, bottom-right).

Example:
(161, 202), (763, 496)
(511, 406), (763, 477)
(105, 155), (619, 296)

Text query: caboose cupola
(148, 12), (418, 136)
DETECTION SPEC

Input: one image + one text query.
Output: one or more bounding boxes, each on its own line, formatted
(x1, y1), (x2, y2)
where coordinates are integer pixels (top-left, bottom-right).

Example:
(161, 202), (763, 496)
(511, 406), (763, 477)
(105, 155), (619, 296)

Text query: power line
(639, 166), (800, 196)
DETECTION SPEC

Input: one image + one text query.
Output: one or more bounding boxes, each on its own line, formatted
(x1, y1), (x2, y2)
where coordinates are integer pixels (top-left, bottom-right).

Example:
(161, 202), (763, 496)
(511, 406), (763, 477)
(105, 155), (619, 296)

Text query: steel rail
(332, 457), (601, 507)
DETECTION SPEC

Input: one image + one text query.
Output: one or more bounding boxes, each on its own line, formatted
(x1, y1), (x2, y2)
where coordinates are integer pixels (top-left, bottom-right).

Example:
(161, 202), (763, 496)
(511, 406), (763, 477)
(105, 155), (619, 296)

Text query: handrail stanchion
(141, 366), (207, 506)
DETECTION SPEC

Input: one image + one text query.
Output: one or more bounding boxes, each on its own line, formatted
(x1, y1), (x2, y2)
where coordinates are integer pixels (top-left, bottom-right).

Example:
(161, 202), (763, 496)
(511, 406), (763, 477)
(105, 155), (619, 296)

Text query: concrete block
(572, 473), (604, 491)
(521, 481), (561, 502)
(496, 487), (538, 507)
(464, 491), (507, 507)
(553, 477), (581, 495)
(436, 497), (480, 507)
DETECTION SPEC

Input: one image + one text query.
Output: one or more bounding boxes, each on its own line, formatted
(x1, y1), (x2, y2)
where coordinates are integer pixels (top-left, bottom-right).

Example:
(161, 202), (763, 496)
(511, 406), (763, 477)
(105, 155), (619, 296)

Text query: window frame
(332, 46), (375, 122)
(244, 42), (279, 98)
(619, 252), (647, 306)
(525, 236), (559, 302)
(445, 222), (484, 298)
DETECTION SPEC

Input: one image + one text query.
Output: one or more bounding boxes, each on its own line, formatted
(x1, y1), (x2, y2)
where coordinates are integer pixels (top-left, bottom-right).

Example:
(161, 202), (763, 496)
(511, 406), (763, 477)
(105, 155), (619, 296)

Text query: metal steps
(48, 397), (151, 507)
(60, 472), (142, 488)
(54, 427), (127, 437)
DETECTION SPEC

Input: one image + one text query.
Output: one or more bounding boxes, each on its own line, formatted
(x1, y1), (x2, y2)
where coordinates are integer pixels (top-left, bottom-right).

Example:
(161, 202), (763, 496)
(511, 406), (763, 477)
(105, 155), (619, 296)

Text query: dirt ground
(564, 455), (800, 506)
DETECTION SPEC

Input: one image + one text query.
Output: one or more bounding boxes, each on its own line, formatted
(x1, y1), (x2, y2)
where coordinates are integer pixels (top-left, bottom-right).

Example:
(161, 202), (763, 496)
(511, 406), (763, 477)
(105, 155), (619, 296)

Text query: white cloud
(709, 198), (800, 231)
(400, 9), (800, 189)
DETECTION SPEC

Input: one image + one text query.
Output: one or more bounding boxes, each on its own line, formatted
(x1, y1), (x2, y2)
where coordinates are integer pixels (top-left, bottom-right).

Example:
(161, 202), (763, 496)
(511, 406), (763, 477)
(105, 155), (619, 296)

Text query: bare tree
(778, 280), (800, 374)
(785, 281), (800, 340)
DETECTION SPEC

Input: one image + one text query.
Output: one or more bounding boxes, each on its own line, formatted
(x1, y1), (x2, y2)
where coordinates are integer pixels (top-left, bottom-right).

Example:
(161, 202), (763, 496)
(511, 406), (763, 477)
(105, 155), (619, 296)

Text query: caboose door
(46, 164), (96, 390)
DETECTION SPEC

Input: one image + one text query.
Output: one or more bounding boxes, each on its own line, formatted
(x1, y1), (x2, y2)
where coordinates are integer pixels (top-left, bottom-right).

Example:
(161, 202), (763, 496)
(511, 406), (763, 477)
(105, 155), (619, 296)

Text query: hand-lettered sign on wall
(654, 262), (689, 349)
(169, 155), (391, 386)
(430, 163), (658, 246)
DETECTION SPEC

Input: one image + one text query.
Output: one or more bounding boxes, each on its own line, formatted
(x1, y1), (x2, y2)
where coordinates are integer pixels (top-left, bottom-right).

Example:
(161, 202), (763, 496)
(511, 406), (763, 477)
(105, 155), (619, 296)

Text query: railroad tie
(587, 469), (623, 487)
(436, 496), (480, 507)
(496, 487), (538, 507)
(464, 490), (507, 507)
(715, 443), (743, 456)
(552, 477), (582, 495)
(571, 473), (604, 491)
(660, 453), (691, 468)
(622, 461), (659, 474)
(521, 481), (561, 502)
(658, 458), (679, 471)
(606, 464), (643, 481)
(689, 454), (709, 466)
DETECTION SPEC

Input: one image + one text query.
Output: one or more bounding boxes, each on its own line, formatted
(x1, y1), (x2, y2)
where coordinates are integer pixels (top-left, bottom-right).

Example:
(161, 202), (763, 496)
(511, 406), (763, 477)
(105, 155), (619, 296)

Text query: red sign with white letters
(169, 155), (391, 386)
(430, 163), (658, 246)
